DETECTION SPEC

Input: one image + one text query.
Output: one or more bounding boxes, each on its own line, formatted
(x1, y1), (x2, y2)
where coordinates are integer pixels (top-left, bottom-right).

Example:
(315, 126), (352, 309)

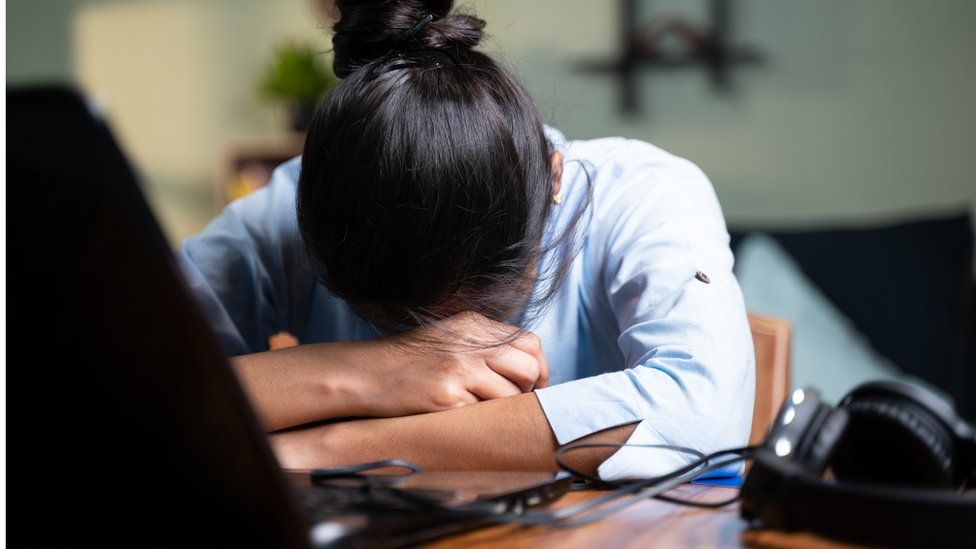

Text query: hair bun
(332, 0), (486, 78)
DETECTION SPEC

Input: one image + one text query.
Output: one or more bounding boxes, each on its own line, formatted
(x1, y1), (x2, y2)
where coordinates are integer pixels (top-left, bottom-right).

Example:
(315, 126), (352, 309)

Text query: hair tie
(398, 14), (434, 43)
(361, 15), (450, 82)
(364, 49), (454, 82)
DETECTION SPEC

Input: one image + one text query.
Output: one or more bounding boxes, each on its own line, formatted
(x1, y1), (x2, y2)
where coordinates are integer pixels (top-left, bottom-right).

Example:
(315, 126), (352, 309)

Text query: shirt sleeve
(178, 158), (306, 356)
(534, 143), (755, 480)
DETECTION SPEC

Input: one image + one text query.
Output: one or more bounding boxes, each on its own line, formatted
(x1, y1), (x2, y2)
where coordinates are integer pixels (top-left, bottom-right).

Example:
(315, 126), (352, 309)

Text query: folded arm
(270, 392), (637, 476)
(231, 313), (550, 431)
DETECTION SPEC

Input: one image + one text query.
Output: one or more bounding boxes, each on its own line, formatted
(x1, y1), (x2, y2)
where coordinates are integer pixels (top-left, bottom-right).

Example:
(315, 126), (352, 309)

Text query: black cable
(655, 492), (741, 508)
(555, 442), (708, 489)
(555, 448), (751, 520)
(467, 451), (746, 528)
(547, 454), (747, 527)
(310, 459), (423, 483)
(556, 442), (757, 510)
(306, 444), (759, 528)
(474, 446), (757, 527)
(556, 441), (756, 504)
(646, 446), (756, 508)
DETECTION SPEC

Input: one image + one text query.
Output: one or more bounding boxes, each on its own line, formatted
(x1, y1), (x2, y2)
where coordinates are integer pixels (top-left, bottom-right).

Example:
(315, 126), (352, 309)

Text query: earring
(552, 193), (563, 205)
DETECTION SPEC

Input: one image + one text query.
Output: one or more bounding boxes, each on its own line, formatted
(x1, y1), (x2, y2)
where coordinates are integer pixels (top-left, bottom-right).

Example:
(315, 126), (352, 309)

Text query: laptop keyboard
(299, 485), (428, 520)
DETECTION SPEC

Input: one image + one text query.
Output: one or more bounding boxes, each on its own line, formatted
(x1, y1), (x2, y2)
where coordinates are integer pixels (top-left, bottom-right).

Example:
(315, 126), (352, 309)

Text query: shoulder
(568, 134), (715, 209)
(227, 156), (301, 221)
(548, 125), (702, 178)
(204, 156), (303, 247)
(545, 131), (732, 295)
(553, 130), (726, 243)
(183, 156), (303, 262)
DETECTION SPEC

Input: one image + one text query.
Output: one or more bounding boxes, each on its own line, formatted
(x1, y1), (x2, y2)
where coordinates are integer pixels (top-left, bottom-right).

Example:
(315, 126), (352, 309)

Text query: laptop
(6, 86), (570, 548)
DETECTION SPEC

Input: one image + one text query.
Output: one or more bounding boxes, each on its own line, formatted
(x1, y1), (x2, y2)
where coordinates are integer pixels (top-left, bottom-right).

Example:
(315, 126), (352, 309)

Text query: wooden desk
(426, 484), (855, 548)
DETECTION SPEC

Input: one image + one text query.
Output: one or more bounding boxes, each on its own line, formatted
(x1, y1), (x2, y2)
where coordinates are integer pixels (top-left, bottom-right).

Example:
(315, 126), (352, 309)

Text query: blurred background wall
(9, 0), (328, 241)
(9, 0), (975, 243)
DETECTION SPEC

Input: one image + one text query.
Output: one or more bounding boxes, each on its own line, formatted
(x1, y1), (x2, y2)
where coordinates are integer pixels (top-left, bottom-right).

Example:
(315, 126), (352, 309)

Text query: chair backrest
(747, 313), (792, 445)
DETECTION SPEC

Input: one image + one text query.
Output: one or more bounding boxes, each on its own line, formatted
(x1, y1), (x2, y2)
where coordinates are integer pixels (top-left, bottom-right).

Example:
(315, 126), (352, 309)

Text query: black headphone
(740, 381), (976, 548)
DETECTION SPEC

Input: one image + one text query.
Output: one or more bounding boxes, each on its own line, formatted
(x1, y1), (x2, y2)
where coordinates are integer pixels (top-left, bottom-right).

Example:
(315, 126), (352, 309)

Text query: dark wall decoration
(579, 0), (764, 113)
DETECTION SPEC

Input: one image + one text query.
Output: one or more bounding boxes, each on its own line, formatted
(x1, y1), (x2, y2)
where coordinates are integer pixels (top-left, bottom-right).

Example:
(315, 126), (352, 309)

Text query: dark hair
(297, 0), (588, 335)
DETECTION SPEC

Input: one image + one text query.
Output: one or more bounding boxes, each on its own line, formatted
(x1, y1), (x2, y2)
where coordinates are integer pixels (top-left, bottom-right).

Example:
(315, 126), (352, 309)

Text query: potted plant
(259, 42), (338, 132)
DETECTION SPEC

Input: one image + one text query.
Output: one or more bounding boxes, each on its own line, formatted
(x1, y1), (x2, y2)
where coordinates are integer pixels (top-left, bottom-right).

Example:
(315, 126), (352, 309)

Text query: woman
(181, 0), (754, 481)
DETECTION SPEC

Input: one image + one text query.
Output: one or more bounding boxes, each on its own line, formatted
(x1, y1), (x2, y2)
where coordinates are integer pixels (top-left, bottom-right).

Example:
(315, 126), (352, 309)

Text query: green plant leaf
(259, 42), (338, 104)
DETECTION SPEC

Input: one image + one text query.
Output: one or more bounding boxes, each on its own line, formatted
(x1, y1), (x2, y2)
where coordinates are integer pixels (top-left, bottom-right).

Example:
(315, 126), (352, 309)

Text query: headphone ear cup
(799, 407), (849, 473)
(832, 394), (957, 488)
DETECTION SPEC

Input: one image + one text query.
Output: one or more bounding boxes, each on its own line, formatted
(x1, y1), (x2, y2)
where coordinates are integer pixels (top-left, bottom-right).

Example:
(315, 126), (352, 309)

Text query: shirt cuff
(534, 371), (738, 481)
(534, 372), (643, 445)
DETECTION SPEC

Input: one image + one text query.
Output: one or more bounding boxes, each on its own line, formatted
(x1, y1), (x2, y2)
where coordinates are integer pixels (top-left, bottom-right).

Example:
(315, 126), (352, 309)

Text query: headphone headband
(841, 380), (976, 443)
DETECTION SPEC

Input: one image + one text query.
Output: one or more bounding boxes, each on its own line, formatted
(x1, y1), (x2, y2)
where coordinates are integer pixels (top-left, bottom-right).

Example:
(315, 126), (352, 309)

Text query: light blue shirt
(179, 127), (755, 481)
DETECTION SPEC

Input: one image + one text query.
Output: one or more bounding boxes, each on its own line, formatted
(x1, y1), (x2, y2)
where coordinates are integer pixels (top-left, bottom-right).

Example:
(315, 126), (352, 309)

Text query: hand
(351, 311), (550, 418)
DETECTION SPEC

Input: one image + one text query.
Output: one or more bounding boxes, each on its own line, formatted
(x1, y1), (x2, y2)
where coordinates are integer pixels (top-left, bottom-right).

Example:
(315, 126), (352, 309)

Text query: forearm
(233, 312), (553, 433)
(232, 341), (387, 432)
(270, 392), (637, 476)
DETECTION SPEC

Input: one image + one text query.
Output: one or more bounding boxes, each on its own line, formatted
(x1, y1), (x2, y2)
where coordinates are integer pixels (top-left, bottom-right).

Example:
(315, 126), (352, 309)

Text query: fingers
(507, 331), (550, 388)
(484, 345), (544, 393)
(466, 367), (523, 401)
(449, 312), (551, 390)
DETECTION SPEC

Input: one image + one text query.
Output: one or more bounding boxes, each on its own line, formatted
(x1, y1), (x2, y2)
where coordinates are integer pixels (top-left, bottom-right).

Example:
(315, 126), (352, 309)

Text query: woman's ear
(551, 151), (564, 195)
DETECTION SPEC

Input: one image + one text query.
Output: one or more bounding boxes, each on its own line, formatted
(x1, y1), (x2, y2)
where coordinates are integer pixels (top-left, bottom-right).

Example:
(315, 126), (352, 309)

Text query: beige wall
(71, 0), (328, 243)
(8, 0), (976, 244)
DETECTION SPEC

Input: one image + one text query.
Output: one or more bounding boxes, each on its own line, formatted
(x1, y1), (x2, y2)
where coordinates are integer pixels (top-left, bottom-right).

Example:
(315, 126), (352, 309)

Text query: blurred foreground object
(7, 86), (307, 547)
